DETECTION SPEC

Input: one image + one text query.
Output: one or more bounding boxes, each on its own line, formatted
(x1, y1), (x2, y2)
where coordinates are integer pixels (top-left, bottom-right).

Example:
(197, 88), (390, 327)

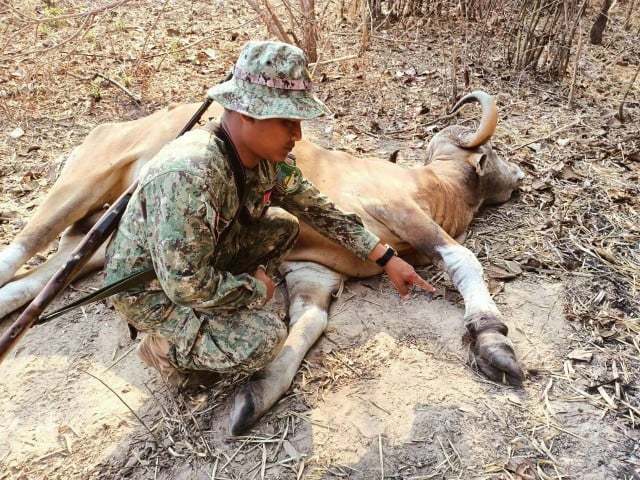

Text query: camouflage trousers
(111, 207), (299, 374)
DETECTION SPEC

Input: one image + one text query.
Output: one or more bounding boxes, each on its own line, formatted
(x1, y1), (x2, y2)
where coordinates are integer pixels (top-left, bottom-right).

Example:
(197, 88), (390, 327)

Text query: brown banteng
(0, 91), (525, 434)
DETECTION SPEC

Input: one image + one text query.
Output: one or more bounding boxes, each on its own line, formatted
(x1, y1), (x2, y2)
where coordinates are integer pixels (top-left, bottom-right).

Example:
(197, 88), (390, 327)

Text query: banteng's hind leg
(0, 211), (107, 320)
(229, 261), (344, 435)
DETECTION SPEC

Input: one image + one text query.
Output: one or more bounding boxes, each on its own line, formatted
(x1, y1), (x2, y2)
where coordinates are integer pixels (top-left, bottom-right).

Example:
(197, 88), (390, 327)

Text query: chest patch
(263, 187), (274, 205)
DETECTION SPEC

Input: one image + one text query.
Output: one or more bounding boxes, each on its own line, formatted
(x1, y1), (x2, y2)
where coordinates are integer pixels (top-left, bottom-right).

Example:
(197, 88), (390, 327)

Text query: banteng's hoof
(464, 314), (525, 387)
(229, 385), (261, 436)
(471, 330), (524, 386)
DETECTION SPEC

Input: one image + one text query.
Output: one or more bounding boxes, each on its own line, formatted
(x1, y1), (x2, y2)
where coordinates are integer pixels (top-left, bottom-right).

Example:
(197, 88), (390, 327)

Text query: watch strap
(375, 245), (397, 267)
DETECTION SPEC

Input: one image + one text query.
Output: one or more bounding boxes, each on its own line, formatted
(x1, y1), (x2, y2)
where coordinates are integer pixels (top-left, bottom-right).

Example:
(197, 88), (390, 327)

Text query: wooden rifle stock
(0, 183), (137, 363)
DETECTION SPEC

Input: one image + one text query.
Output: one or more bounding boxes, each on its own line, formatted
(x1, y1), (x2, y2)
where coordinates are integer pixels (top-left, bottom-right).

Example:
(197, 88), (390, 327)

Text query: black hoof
(229, 386), (259, 436)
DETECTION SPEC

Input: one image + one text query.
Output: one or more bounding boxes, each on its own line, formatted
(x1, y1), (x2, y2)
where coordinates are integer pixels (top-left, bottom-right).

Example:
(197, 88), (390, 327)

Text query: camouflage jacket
(104, 124), (379, 312)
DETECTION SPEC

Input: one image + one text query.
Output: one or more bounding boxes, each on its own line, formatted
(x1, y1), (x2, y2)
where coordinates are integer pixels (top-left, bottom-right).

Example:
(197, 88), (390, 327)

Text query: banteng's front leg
(435, 242), (524, 386)
(369, 200), (524, 386)
(229, 261), (344, 435)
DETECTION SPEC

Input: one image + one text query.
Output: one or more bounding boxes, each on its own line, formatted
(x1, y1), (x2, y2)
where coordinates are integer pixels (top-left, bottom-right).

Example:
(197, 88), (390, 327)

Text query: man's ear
(239, 113), (256, 125)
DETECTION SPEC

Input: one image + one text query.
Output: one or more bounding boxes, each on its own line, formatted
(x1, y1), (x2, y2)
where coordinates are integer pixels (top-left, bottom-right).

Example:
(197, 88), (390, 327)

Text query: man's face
(245, 117), (303, 163)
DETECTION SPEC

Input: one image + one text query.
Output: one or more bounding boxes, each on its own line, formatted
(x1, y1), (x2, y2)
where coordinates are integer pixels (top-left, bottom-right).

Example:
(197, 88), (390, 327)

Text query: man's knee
(265, 207), (299, 242)
(251, 317), (287, 368)
(236, 312), (288, 371)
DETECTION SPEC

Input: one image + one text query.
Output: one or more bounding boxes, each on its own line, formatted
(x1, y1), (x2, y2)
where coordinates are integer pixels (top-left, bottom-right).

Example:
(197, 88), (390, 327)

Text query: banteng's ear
(472, 153), (488, 176)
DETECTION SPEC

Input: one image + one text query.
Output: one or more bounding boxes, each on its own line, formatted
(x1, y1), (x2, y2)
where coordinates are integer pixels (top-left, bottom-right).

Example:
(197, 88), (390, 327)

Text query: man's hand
(384, 256), (436, 299)
(253, 266), (275, 303)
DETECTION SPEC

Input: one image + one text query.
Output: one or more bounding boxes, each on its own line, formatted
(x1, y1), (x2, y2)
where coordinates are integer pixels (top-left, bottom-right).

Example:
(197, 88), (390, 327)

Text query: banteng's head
(425, 91), (525, 207)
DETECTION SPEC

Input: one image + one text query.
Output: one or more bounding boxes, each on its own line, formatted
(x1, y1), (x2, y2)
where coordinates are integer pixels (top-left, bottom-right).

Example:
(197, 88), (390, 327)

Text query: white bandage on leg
(436, 244), (500, 318)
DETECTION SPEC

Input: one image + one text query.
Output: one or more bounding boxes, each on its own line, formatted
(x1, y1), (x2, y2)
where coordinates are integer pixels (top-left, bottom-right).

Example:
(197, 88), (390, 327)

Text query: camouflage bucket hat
(207, 41), (331, 120)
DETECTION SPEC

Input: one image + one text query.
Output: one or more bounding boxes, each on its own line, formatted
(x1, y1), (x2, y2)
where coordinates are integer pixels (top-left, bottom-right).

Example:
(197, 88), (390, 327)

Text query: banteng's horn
(448, 91), (498, 148)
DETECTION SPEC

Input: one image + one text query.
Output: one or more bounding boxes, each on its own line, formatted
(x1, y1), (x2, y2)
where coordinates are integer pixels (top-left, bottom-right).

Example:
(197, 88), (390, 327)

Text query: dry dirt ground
(0, 1), (639, 479)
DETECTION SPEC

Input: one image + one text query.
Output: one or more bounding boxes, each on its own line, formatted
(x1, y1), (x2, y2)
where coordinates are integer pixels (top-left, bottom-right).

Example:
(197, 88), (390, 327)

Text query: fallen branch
(17, 13), (94, 56)
(508, 118), (583, 153)
(617, 62), (640, 122)
(69, 71), (142, 104)
(309, 53), (359, 67)
(81, 369), (157, 437)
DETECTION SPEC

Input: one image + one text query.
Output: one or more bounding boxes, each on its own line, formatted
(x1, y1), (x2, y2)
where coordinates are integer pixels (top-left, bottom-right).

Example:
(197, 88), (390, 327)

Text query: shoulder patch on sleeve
(275, 160), (303, 194)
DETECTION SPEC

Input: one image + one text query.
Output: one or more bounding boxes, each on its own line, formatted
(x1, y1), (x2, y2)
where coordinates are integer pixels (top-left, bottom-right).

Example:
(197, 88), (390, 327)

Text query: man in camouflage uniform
(105, 40), (433, 385)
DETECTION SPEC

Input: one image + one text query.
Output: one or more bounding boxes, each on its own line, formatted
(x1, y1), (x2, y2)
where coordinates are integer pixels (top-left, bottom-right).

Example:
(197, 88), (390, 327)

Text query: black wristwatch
(375, 244), (397, 267)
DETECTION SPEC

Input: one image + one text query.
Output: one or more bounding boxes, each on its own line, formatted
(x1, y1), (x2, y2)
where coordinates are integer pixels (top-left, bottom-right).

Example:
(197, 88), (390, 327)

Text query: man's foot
(136, 334), (219, 388)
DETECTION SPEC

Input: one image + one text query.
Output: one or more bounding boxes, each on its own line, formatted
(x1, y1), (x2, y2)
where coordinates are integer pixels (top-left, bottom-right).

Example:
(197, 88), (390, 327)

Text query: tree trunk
(300, 0), (317, 62)
(590, 0), (613, 45)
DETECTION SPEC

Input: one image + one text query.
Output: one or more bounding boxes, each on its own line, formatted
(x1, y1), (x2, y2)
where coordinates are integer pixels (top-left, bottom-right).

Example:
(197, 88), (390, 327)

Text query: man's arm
(274, 175), (380, 259)
(275, 174), (434, 298)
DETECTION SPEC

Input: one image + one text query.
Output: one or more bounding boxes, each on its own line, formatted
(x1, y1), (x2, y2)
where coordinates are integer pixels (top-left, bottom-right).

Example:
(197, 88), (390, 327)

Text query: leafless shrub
(371, 0), (587, 78)
(263, 0), (590, 79)
(244, 0), (321, 62)
(505, 0), (586, 78)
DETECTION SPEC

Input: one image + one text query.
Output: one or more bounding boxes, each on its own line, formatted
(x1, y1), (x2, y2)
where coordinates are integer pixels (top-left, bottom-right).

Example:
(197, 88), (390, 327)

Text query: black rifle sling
(37, 267), (157, 323)
(37, 123), (247, 325)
